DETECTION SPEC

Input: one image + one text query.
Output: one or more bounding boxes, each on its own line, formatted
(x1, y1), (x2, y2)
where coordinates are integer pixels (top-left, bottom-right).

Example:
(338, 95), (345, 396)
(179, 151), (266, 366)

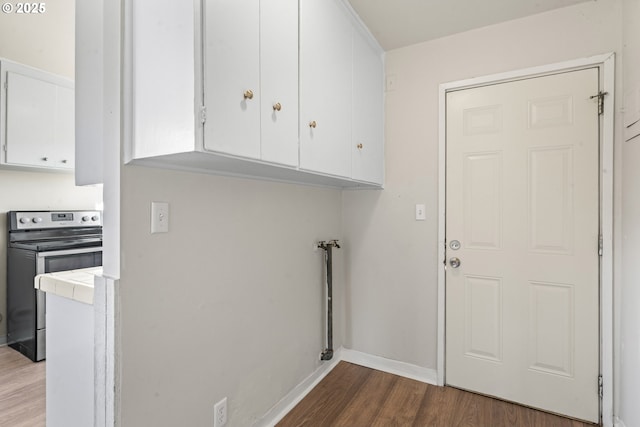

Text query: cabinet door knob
(61, 159), (68, 164)
(42, 157), (49, 161)
(309, 120), (317, 128)
(273, 102), (282, 111)
(243, 90), (254, 100)
(357, 143), (363, 150)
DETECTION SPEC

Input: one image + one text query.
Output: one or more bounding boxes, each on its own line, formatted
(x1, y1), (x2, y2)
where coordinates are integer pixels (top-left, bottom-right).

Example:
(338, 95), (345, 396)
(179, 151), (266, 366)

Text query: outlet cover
(214, 397), (227, 427)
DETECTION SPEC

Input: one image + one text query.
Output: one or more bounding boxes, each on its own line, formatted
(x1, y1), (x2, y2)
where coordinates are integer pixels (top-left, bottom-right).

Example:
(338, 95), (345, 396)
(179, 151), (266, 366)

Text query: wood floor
(278, 362), (598, 427)
(0, 346), (45, 427)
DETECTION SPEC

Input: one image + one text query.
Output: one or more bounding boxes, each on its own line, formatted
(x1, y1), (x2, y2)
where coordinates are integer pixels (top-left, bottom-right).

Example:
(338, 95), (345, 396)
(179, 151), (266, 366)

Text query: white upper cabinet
(0, 61), (74, 172)
(259, 0), (299, 167)
(203, 0), (298, 166)
(129, 0), (197, 160)
(352, 27), (384, 184)
(204, 0), (261, 159)
(125, 0), (384, 188)
(299, 0), (352, 179)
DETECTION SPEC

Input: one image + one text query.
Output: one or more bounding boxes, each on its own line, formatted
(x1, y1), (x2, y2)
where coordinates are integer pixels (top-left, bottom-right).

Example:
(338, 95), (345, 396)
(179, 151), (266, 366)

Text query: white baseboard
(255, 347), (439, 426)
(255, 347), (344, 427)
(340, 348), (438, 385)
(614, 417), (627, 427)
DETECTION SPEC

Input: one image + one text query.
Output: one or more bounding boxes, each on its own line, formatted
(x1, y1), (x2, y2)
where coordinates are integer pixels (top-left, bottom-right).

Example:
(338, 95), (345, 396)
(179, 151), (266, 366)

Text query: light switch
(151, 202), (169, 234)
(415, 204), (426, 221)
(386, 74), (397, 92)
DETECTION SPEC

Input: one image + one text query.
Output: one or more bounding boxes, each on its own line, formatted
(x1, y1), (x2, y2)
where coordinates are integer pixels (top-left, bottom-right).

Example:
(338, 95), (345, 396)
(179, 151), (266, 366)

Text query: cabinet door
(352, 30), (384, 184)
(5, 70), (75, 170)
(54, 86), (75, 170)
(204, 0), (260, 159)
(299, 0), (352, 178)
(131, 0), (197, 159)
(260, 0), (298, 167)
(5, 72), (58, 168)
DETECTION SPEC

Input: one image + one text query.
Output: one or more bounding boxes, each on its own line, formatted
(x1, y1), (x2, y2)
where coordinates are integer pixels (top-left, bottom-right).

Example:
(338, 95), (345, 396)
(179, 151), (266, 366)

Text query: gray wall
(118, 166), (344, 426)
(343, 0), (623, 371)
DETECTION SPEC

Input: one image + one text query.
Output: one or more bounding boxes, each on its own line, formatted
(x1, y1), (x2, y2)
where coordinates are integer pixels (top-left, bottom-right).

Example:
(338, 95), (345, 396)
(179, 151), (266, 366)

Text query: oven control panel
(10, 211), (102, 230)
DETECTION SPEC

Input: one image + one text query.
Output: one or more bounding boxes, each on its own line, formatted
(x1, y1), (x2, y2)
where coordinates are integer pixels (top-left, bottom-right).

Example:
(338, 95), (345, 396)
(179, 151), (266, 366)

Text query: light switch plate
(151, 202), (169, 234)
(386, 74), (397, 92)
(415, 204), (426, 221)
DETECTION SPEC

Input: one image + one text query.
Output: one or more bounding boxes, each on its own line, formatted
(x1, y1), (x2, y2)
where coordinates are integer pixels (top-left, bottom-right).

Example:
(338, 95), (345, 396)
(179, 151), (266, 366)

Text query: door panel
(446, 68), (600, 423)
(463, 152), (502, 250)
(464, 275), (503, 362)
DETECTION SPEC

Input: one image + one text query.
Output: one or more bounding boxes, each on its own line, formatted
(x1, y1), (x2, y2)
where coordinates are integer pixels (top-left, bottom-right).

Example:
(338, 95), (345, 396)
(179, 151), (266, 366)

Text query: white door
(445, 68), (600, 423)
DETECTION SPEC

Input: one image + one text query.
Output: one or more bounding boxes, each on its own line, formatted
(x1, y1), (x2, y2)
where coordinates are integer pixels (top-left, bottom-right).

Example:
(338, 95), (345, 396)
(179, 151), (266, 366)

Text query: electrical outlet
(214, 397), (227, 427)
(415, 204), (426, 221)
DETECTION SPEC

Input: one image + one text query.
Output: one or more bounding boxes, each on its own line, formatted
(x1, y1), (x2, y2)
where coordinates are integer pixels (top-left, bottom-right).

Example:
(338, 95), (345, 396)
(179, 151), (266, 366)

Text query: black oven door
(36, 247), (103, 275)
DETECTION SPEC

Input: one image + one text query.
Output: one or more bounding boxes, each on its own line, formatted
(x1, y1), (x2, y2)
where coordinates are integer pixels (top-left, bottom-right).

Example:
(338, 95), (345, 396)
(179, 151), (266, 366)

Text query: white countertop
(34, 267), (102, 305)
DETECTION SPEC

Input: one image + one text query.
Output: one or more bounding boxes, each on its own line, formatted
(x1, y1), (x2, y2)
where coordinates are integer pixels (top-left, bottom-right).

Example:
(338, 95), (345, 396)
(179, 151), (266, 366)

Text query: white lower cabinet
(0, 61), (74, 171)
(46, 293), (94, 427)
(125, 0), (384, 188)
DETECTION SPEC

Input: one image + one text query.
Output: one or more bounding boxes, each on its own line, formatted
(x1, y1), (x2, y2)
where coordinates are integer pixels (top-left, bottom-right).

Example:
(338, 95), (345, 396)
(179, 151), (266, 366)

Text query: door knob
(243, 89), (254, 100)
(449, 257), (461, 268)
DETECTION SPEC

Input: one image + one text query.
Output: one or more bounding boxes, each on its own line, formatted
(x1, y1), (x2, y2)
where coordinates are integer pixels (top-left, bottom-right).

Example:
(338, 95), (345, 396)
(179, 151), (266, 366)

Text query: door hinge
(199, 106), (207, 124)
(598, 375), (603, 398)
(598, 234), (603, 256)
(590, 91), (608, 115)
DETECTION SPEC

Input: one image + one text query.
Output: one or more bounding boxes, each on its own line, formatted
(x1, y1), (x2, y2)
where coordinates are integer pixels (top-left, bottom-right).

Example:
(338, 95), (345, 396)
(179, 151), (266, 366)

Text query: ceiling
(347, 0), (594, 50)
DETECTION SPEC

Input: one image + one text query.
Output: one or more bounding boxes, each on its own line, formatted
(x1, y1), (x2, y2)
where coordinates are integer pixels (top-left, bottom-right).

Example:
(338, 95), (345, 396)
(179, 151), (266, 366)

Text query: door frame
(436, 53), (615, 426)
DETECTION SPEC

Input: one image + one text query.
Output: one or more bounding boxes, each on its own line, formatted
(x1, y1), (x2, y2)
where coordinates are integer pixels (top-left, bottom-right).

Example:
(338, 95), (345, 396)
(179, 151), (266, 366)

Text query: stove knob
(82, 216), (90, 222)
(19, 217), (30, 224)
(32, 217), (43, 224)
(91, 215), (99, 221)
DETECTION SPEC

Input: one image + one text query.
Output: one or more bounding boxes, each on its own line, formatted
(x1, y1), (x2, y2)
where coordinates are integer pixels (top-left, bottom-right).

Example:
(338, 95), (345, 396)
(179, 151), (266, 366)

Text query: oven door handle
(36, 247), (103, 258)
